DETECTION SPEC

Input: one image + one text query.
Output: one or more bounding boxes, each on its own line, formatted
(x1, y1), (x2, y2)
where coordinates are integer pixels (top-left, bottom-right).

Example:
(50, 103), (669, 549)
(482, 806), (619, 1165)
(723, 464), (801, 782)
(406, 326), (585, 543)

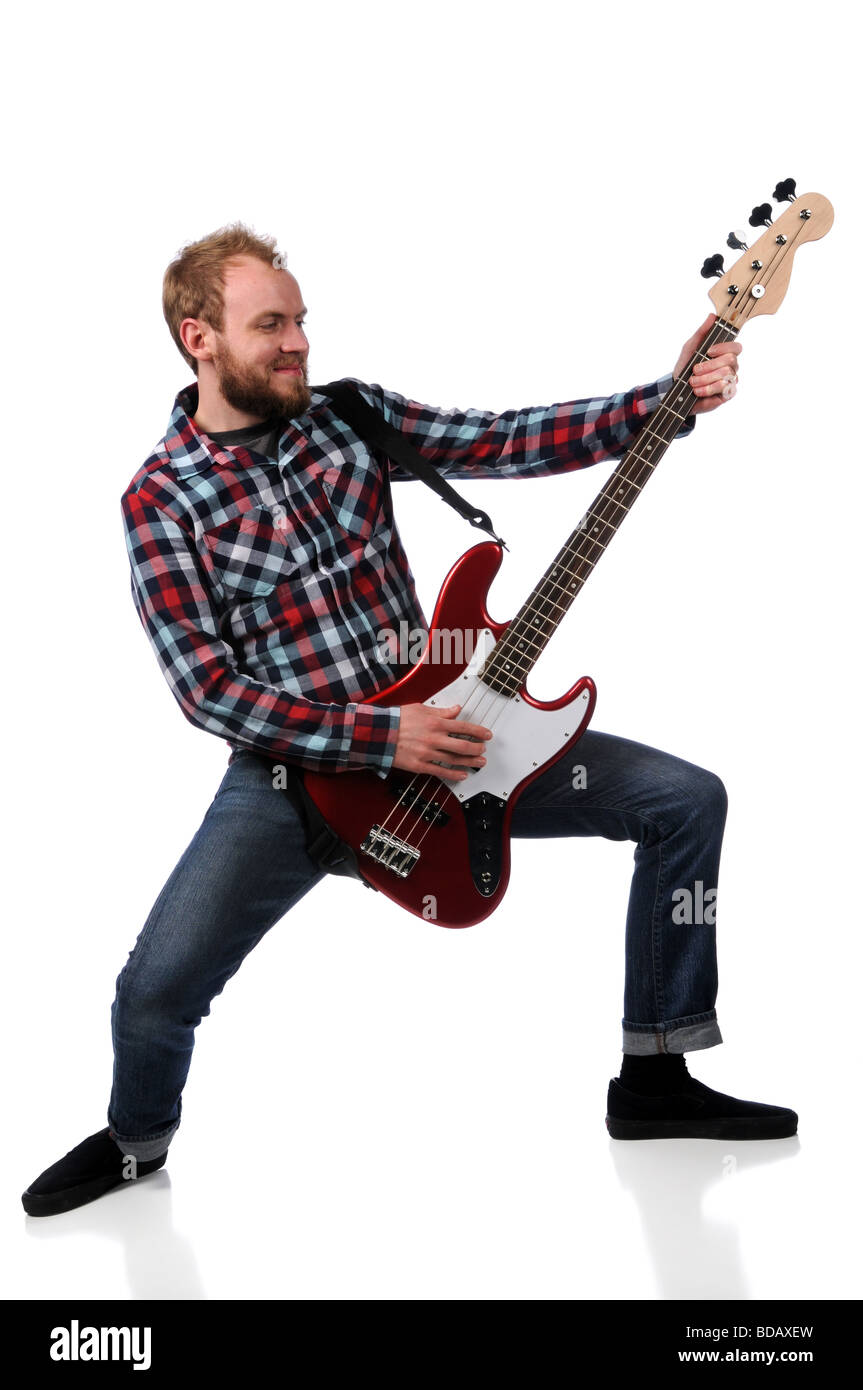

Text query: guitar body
(302, 543), (596, 927)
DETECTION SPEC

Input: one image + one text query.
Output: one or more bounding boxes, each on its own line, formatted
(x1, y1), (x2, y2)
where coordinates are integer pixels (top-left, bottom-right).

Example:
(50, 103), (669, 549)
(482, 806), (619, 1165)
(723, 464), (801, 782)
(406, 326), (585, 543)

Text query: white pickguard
(423, 628), (592, 802)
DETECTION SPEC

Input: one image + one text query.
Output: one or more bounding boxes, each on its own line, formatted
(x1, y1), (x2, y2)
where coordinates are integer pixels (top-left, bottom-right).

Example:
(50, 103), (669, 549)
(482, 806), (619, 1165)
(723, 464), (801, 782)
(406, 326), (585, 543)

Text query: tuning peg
(749, 203), (774, 229)
(727, 230), (749, 251)
(700, 253), (726, 279)
(773, 178), (797, 203)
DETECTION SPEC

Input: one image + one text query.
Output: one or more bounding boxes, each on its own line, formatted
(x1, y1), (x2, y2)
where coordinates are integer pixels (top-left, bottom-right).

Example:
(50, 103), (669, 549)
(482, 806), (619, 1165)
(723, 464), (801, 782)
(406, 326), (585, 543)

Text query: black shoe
(21, 1128), (168, 1216)
(605, 1069), (798, 1140)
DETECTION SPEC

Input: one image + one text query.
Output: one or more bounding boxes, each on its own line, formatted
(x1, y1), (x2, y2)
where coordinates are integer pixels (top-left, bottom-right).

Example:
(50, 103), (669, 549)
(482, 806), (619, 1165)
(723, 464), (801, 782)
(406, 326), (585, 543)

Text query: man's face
(201, 256), (311, 421)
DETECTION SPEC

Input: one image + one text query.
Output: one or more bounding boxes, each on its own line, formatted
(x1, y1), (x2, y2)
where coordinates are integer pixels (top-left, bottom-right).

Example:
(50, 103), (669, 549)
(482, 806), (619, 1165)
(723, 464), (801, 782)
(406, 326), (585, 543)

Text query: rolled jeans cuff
(107, 1117), (180, 1162)
(622, 1011), (722, 1055)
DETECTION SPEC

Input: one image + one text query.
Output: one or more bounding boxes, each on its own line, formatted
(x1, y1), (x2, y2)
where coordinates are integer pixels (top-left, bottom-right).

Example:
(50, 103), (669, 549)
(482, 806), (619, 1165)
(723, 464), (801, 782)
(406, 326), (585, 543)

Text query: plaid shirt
(121, 371), (691, 773)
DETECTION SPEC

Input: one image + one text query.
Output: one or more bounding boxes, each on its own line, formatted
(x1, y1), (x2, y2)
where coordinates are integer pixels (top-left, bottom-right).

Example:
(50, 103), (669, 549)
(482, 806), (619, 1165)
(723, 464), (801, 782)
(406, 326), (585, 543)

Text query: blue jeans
(107, 730), (726, 1159)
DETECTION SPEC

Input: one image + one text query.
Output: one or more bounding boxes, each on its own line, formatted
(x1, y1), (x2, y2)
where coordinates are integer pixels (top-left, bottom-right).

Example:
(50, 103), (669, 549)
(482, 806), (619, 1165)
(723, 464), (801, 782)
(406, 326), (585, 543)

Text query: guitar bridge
(360, 826), (420, 878)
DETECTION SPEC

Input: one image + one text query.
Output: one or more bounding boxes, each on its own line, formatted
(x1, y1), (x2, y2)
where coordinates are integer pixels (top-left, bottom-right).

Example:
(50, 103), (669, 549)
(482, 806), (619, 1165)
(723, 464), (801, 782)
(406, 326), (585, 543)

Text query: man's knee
(112, 967), (209, 1038)
(701, 769), (728, 820)
(684, 766), (728, 831)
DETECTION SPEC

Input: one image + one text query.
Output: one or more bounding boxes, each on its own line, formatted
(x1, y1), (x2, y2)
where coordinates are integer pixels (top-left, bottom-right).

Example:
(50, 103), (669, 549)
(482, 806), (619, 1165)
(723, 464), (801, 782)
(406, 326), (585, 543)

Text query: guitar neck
(479, 318), (740, 696)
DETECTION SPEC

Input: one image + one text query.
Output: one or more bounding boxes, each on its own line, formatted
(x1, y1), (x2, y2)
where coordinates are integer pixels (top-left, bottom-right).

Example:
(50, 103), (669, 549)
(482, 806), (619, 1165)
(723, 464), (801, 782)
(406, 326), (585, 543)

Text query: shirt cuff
(344, 703), (402, 772)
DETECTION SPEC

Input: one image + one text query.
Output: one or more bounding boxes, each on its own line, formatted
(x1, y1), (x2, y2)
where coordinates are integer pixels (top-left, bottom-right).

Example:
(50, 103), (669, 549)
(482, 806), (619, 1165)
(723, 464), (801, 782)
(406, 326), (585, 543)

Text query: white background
(3, 0), (860, 1301)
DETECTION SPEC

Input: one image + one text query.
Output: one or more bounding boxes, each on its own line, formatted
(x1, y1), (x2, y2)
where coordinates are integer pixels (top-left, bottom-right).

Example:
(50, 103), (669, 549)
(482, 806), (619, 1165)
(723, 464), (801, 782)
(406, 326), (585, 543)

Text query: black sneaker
(21, 1128), (168, 1216)
(605, 1072), (798, 1140)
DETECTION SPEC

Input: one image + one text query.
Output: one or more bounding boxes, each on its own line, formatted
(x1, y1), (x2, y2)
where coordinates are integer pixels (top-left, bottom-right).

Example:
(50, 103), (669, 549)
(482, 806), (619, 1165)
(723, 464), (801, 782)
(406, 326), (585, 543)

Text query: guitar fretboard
(478, 319), (739, 696)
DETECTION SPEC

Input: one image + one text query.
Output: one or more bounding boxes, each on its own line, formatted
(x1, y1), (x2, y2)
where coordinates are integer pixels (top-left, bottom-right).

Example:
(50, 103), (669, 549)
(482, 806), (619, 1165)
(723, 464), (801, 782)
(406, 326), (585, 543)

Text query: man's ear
(181, 317), (214, 367)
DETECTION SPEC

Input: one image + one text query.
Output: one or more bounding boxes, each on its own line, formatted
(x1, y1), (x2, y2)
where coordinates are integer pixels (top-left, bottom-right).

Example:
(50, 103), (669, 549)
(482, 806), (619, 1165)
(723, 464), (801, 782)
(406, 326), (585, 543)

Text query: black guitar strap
(277, 770), (372, 885)
(313, 378), (508, 550)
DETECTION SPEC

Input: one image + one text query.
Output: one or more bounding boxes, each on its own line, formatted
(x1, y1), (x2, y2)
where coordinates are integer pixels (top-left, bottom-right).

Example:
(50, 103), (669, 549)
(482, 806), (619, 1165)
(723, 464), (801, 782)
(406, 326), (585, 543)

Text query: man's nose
(280, 325), (308, 353)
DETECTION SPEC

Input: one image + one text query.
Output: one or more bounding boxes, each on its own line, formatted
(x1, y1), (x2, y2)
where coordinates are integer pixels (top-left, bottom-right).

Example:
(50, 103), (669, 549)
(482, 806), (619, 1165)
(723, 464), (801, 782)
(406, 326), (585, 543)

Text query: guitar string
(373, 324), (733, 865)
(451, 227), (802, 686)
(367, 216), (807, 871)
(459, 220), (805, 694)
(374, 374), (709, 868)
(434, 205), (814, 693)
(394, 212), (809, 861)
(367, 350), (716, 865)
(462, 324), (744, 672)
(368, 320), (733, 867)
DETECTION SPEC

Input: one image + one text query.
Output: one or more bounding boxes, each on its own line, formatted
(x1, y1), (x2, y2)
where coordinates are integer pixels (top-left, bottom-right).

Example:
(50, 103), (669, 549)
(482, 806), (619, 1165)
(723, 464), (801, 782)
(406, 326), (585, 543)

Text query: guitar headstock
(702, 189), (833, 328)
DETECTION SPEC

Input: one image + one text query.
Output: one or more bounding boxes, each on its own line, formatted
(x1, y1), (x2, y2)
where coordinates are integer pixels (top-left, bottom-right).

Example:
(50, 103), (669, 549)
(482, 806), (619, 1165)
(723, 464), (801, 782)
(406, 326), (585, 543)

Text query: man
(22, 223), (795, 1218)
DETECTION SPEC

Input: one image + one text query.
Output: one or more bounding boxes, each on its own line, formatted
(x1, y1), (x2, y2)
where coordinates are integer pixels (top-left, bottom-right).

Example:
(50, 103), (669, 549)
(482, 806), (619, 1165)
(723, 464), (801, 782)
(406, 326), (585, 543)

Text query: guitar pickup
(394, 782), (450, 826)
(360, 826), (420, 878)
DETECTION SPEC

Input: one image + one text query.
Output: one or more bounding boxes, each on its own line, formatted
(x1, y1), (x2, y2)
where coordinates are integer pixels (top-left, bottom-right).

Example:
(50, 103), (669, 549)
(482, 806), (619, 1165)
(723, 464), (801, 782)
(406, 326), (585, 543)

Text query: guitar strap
(277, 377), (507, 883)
(277, 771), (372, 885)
(313, 378), (508, 550)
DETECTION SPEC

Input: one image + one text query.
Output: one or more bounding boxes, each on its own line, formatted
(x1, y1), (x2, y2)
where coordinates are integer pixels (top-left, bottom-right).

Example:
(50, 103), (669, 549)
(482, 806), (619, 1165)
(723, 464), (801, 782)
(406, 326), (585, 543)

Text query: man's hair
(162, 222), (280, 375)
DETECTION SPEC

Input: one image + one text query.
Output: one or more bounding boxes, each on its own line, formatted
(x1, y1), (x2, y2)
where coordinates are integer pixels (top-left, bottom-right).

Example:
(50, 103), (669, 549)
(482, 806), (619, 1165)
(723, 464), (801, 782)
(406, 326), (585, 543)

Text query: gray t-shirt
(206, 416), (284, 460)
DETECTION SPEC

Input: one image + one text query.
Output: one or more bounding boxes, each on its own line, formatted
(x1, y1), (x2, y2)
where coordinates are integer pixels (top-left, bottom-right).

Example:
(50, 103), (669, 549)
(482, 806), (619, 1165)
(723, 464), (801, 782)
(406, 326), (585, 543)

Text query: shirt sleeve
(341, 370), (695, 482)
(121, 485), (401, 773)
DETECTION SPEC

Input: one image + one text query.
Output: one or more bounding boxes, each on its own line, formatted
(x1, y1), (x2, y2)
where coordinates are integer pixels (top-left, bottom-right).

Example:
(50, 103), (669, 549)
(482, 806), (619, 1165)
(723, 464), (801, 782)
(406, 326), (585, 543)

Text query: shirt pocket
(201, 505), (302, 602)
(321, 456), (383, 544)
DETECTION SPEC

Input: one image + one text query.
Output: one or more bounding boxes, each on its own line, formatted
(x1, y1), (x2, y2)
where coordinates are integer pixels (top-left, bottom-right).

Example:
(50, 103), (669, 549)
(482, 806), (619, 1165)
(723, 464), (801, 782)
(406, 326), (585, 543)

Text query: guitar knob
(700, 253), (725, 279)
(773, 177), (797, 203)
(727, 230), (749, 251)
(749, 203), (774, 228)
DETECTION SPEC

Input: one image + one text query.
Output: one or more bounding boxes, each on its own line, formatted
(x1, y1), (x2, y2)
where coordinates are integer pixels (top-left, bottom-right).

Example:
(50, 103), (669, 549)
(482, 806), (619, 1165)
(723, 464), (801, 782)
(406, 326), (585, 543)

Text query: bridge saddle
(360, 826), (420, 878)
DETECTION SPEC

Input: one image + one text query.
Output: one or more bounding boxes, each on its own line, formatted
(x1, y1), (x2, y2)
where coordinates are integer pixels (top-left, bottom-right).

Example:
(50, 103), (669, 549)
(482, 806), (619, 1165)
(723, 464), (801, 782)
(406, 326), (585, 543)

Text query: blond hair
(162, 222), (280, 374)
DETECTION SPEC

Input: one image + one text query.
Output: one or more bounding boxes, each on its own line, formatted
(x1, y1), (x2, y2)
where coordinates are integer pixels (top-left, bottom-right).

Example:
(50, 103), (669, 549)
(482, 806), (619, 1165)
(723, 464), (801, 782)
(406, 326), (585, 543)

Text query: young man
(22, 223), (795, 1218)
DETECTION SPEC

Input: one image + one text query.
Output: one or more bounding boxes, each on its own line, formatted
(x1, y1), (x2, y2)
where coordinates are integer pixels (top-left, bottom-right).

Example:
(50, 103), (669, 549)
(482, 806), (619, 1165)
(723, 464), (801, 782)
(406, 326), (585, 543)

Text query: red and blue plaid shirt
(121, 371), (690, 772)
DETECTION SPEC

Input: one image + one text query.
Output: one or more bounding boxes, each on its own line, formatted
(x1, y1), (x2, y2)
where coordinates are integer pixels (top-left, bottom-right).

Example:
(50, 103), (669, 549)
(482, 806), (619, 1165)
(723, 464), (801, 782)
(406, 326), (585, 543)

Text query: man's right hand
(392, 703), (493, 782)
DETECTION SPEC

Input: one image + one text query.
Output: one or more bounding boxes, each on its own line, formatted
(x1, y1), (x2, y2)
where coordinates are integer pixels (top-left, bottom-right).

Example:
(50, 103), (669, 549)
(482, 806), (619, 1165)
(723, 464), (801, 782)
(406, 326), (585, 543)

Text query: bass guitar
(302, 183), (833, 928)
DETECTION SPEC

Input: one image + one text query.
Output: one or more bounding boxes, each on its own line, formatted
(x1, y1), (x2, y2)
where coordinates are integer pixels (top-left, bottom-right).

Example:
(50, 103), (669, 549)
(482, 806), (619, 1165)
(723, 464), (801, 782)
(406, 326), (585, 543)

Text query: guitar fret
(573, 530), (608, 552)
(635, 437), (662, 457)
(539, 576), (587, 605)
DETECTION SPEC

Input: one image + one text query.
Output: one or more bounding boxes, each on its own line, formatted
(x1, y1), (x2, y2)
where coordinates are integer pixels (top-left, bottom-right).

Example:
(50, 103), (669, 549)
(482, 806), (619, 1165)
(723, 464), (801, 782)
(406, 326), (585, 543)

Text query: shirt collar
(162, 380), (330, 472)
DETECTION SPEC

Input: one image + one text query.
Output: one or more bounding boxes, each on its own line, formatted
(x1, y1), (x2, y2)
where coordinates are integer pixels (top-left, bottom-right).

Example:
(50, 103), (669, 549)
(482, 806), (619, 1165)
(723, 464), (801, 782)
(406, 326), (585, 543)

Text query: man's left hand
(673, 313), (743, 414)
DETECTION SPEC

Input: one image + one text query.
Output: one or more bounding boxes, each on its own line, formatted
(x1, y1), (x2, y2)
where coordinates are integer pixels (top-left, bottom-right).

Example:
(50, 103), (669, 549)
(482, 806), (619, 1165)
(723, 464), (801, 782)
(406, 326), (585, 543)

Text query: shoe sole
(605, 1113), (798, 1140)
(22, 1155), (167, 1217)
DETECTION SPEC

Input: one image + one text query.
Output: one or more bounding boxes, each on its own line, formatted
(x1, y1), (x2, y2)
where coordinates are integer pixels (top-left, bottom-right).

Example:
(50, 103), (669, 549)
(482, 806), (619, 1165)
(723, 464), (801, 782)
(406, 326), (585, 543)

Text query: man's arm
(122, 485), (401, 772)
(337, 371), (694, 482)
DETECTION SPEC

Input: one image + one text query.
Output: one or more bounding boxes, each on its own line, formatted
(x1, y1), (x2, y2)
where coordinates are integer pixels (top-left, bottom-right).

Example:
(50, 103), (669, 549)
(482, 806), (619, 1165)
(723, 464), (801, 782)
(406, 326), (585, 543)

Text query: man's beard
(211, 340), (312, 421)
